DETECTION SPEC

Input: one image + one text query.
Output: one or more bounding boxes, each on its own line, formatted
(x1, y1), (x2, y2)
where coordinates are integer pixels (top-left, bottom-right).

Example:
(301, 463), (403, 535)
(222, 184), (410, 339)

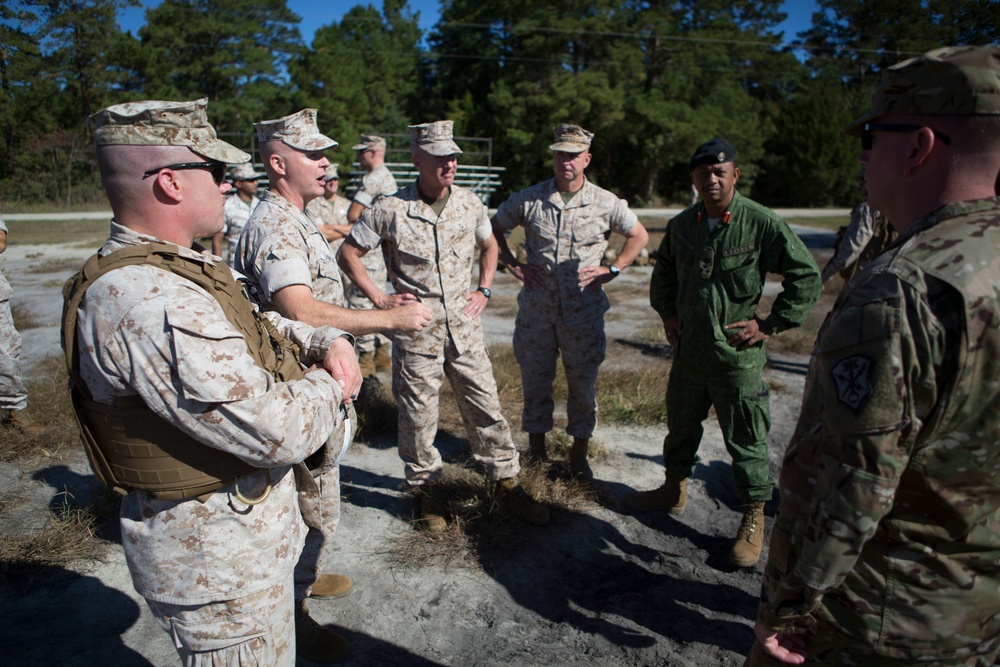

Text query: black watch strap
(477, 286), (491, 299)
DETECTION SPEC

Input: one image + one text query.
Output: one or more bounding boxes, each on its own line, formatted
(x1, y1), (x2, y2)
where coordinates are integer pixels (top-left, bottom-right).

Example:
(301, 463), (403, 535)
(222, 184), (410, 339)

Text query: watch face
(610, 265), (620, 276)
(479, 287), (491, 298)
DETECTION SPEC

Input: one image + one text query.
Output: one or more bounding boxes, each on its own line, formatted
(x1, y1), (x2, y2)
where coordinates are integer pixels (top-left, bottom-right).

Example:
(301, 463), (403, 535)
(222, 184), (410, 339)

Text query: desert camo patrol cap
(409, 121), (462, 156)
(255, 109), (338, 151)
(845, 46), (1000, 135)
(549, 123), (594, 153)
(324, 164), (340, 181)
(351, 134), (386, 151)
(91, 98), (250, 164)
(689, 137), (736, 171)
(229, 163), (264, 181)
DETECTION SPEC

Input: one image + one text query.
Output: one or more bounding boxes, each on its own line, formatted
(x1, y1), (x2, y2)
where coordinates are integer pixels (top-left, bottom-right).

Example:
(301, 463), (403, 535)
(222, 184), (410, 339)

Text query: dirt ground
(0, 225), (833, 667)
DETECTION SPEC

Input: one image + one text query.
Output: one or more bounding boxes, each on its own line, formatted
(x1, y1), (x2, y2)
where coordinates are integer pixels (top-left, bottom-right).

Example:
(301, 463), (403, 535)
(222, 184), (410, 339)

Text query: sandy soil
(0, 229), (832, 667)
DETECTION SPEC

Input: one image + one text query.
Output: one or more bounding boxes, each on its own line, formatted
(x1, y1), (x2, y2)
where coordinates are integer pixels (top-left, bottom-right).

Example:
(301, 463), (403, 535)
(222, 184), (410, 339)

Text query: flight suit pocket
(718, 249), (759, 299)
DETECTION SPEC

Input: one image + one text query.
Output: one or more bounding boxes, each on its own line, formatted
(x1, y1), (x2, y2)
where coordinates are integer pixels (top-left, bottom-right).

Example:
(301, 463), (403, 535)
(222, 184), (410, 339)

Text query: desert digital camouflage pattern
(349, 163), (397, 360)
(305, 194), (350, 230)
(494, 177), (638, 438)
(821, 201), (893, 282)
(548, 123), (594, 153)
(255, 108), (337, 151)
(351, 182), (520, 484)
(222, 192), (260, 264)
(408, 120), (462, 156)
(237, 189), (347, 308)
(0, 219), (28, 412)
(756, 198), (1000, 665)
(75, 222), (346, 605)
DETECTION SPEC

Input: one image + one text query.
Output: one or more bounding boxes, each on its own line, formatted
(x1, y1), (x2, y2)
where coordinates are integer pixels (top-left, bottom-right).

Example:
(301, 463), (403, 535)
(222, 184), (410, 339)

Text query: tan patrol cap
(549, 123), (594, 153)
(845, 46), (1000, 135)
(324, 164), (340, 181)
(255, 109), (338, 151)
(409, 120), (462, 156)
(351, 134), (386, 151)
(91, 98), (249, 164)
(229, 163), (264, 181)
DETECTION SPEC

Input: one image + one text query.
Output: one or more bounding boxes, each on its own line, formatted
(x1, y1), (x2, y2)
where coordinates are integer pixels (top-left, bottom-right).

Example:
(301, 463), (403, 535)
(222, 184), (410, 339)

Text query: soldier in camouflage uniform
(304, 163), (352, 254)
(747, 46), (1000, 667)
(71, 98), (362, 666)
(491, 123), (648, 482)
(343, 134), (397, 378)
(820, 168), (894, 284)
(625, 137), (821, 569)
(235, 109), (431, 663)
(338, 120), (550, 531)
(0, 218), (41, 435)
(216, 161), (263, 265)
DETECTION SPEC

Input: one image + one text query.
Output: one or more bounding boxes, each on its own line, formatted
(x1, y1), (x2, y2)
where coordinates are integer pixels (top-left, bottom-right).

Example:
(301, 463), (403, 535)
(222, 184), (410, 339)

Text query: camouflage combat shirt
(649, 190), (820, 372)
(494, 177), (638, 326)
(351, 182), (490, 356)
(352, 163), (397, 209)
(77, 221), (347, 605)
(758, 197), (1000, 662)
(236, 189), (347, 308)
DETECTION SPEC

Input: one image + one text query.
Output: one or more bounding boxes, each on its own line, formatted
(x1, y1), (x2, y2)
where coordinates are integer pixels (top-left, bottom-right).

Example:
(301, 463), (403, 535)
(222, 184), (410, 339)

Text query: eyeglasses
(861, 123), (952, 150)
(142, 161), (228, 185)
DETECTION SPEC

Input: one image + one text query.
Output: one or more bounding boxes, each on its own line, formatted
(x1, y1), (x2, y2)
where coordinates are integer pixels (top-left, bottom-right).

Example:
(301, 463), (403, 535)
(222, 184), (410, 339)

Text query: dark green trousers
(663, 361), (773, 503)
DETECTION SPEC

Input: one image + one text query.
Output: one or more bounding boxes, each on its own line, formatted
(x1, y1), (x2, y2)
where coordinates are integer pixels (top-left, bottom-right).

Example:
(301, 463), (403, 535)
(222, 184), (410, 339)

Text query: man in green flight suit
(625, 138), (821, 568)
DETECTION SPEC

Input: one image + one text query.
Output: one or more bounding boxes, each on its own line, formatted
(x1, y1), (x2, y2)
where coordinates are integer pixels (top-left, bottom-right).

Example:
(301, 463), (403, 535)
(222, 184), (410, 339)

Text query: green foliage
(4, 0), (1000, 208)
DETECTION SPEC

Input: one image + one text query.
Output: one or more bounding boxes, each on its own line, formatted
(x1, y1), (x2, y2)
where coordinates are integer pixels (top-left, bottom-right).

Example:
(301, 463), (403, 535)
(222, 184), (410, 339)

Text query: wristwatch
(609, 265), (621, 278)
(477, 286), (492, 299)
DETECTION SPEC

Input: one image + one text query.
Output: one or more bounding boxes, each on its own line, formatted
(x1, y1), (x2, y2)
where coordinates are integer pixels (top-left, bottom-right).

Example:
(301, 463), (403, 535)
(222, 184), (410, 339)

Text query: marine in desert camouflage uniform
(68, 98), (361, 666)
(217, 161), (263, 265)
(338, 120), (550, 531)
(491, 123), (648, 482)
(235, 108), (431, 663)
(0, 218), (40, 435)
(344, 134), (398, 377)
(747, 46), (1000, 667)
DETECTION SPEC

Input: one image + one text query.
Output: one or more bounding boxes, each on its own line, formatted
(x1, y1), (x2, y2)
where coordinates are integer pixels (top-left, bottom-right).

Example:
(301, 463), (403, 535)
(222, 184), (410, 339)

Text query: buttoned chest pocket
(718, 249), (760, 300)
(524, 204), (558, 254)
(570, 213), (610, 268)
(396, 232), (436, 267)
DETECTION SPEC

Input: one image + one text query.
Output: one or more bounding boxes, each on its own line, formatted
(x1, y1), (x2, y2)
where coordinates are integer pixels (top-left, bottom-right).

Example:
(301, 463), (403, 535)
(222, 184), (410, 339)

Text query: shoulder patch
(830, 355), (875, 413)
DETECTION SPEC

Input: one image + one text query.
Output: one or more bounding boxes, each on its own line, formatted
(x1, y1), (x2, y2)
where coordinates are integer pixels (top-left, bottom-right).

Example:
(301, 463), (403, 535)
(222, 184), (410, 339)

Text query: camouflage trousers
(147, 580), (296, 667)
(512, 310), (606, 439)
(744, 632), (1000, 666)
(392, 336), (519, 485)
(0, 298), (28, 411)
(348, 249), (391, 360)
(293, 465), (341, 600)
(663, 362), (773, 503)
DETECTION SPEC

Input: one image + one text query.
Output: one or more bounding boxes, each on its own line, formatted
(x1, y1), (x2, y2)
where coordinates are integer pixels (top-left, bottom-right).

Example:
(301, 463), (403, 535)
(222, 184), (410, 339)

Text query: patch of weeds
(354, 377), (398, 440)
(26, 257), (84, 275)
(0, 356), (80, 462)
(596, 366), (668, 425)
(10, 302), (42, 331)
(0, 492), (111, 584)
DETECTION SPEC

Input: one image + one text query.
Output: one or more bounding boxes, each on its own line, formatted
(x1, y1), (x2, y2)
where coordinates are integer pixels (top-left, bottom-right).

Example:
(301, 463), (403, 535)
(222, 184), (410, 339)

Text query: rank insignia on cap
(717, 151), (726, 161)
(831, 355), (874, 413)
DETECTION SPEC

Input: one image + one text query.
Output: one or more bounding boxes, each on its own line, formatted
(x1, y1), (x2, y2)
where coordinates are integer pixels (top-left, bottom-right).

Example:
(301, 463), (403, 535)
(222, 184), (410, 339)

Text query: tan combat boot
(295, 600), (350, 663)
(623, 476), (687, 514)
(497, 478), (550, 525)
(2, 410), (45, 437)
(357, 352), (376, 378)
(525, 433), (549, 464)
(569, 437), (593, 483)
(373, 344), (392, 371)
(415, 486), (447, 533)
(310, 573), (353, 599)
(730, 502), (766, 568)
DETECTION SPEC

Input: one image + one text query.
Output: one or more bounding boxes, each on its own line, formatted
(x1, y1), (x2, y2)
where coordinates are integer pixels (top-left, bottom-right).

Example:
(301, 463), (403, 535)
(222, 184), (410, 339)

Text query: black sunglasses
(861, 123), (952, 150)
(142, 161), (228, 185)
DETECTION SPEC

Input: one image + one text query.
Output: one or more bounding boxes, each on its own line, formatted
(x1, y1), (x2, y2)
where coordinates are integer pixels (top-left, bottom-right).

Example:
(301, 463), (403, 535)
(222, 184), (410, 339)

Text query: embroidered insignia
(830, 355), (874, 413)
(717, 151), (726, 162)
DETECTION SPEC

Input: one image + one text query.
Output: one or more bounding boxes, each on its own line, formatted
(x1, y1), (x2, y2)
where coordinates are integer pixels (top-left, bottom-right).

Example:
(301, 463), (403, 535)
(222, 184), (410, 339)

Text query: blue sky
(119, 0), (821, 51)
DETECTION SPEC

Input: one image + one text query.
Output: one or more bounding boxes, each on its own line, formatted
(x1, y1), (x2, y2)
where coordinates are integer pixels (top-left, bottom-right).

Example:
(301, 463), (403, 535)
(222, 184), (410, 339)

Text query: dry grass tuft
(10, 302), (42, 331)
(354, 377), (398, 439)
(0, 494), (111, 584)
(0, 356), (80, 462)
(595, 365), (668, 425)
(382, 461), (598, 570)
(25, 257), (85, 275)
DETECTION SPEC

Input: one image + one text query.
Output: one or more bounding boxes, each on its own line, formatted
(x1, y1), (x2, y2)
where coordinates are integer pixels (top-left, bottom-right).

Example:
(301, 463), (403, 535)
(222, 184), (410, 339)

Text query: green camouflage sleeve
(649, 217), (680, 320)
(760, 274), (943, 632)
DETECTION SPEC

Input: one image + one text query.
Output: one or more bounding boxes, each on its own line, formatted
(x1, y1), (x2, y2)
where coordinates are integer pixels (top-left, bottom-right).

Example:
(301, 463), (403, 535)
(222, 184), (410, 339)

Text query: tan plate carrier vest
(61, 242), (344, 501)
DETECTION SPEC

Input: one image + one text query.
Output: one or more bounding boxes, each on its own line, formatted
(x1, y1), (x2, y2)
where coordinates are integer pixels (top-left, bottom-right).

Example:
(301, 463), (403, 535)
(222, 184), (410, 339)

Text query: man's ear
(154, 170), (184, 203)
(903, 127), (937, 175)
(269, 153), (287, 177)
